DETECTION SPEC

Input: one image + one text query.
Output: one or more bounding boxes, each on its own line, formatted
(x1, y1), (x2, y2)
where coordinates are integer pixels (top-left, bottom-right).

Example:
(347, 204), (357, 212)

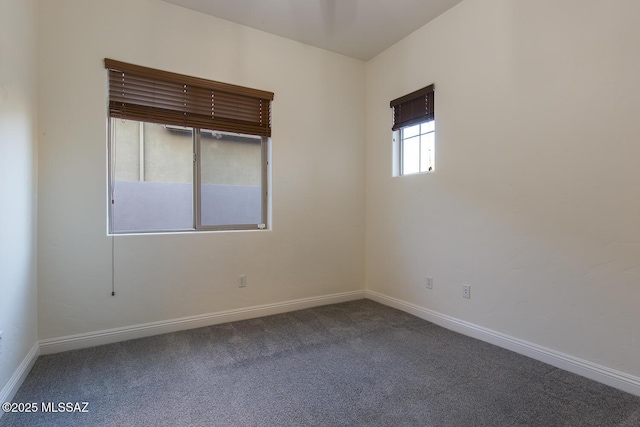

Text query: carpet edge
(0, 343), (40, 419)
(38, 290), (366, 355)
(366, 289), (640, 398)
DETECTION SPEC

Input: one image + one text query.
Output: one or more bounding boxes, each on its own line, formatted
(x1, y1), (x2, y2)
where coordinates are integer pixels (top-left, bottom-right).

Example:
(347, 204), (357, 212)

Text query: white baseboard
(0, 343), (40, 419)
(39, 290), (366, 355)
(366, 290), (640, 398)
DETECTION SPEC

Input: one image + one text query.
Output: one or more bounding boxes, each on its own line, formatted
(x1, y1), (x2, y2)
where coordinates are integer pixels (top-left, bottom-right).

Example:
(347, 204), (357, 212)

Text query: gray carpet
(1, 299), (638, 426)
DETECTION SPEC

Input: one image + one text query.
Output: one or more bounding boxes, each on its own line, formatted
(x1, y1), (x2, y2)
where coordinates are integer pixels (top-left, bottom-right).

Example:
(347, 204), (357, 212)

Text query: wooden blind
(105, 59), (274, 137)
(390, 84), (434, 131)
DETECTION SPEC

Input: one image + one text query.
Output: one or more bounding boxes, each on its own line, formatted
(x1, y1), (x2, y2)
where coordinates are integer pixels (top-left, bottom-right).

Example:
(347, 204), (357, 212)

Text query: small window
(105, 59), (273, 234)
(399, 121), (435, 175)
(390, 85), (435, 176)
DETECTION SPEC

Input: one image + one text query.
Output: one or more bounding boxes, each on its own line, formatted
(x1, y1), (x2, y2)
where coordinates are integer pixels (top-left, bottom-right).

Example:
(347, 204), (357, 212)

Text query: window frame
(107, 119), (269, 235)
(193, 129), (269, 232)
(390, 84), (435, 177)
(105, 59), (273, 235)
(398, 121), (435, 176)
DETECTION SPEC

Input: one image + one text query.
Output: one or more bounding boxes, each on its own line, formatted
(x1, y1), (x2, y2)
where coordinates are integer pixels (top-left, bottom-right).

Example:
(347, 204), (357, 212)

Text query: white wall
(366, 0), (640, 377)
(0, 0), (39, 395)
(37, 0), (365, 340)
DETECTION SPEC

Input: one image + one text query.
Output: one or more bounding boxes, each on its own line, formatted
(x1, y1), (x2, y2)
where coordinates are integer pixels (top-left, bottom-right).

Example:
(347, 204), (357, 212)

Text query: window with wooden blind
(105, 59), (273, 234)
(390, 85), (435, 176)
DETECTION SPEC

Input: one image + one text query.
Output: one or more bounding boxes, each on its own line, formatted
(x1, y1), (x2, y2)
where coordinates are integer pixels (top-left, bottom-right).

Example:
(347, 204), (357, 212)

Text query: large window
(105, 59), (273, 234)
(390, 84), (435, 176)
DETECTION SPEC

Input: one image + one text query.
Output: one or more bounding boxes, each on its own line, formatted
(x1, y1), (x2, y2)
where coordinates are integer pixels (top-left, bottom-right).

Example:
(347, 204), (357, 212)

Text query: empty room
(1, 0), (639, 425)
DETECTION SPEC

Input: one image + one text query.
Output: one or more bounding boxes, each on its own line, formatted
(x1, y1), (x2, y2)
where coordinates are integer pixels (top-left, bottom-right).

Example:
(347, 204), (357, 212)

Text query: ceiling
(161, 0), (464, 61)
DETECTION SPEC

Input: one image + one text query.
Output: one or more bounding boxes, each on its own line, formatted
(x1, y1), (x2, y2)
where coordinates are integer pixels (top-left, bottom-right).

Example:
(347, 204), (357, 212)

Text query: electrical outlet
(239, 275), (247, 288)
(463, 284), (471, 299)
(426, 276), (433, 289)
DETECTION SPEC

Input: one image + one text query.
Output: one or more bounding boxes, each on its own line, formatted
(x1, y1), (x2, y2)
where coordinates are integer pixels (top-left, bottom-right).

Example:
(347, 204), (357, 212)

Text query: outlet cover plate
(463, 284), (471, 299)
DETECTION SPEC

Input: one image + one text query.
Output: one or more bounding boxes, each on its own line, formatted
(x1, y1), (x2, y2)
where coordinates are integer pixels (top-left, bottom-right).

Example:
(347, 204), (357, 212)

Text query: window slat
(105, 59), (273, 137)
(390, 84), (434, 131)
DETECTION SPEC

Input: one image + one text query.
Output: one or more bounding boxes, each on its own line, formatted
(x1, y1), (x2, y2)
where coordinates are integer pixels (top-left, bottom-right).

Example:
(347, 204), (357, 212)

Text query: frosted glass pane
(403, 136), (420, 175)
(421, 121), (435, 133)
(420, 132), (435, 172)
(403, 124), (420, 139)
(111, 120), (193, 232)
(200, 132), (262, 226)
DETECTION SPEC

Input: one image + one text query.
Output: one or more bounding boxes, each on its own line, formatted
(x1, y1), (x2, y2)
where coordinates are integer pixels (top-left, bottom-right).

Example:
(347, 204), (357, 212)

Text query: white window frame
(108, 119), (269, 235)
(394, 120), (436, 176)
(193, 129), (269, 232)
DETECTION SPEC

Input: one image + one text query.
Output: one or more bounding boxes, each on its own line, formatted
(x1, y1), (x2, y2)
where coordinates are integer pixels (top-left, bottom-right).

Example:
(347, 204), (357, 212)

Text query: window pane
(111, 120), (194, 233)
(200, 131), (262, 226)
(420, 132), (435, 172)
(403, 124), (420, 139)
(402, 136), (420, 175)
(421, 121), (435, 133)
